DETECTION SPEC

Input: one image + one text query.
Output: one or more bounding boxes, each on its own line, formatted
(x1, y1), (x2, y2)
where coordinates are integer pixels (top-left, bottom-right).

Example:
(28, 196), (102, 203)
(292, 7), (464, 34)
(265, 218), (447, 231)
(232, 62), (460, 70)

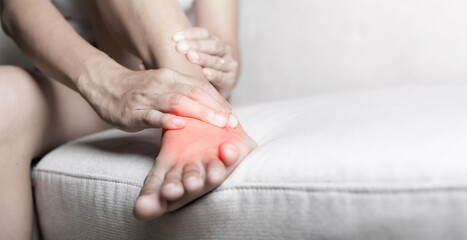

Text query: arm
(92, 0), (235, 125)
(1, 0), (115, 92)
(93, 0), (206, 78)
(172, 0), (240, 97)
(196, 0), (240, 65)
(1, 0), (232, 130)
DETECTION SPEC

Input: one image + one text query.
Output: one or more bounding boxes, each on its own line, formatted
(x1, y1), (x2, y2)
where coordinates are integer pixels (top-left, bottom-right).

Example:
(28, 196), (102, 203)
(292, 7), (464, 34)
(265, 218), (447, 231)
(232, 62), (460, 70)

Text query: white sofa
(2, 0), (467, 239)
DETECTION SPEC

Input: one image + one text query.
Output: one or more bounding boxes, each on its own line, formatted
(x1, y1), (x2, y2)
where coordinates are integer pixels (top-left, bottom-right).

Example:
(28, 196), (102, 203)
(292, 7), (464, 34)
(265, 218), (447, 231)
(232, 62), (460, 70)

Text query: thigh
(0, 65), (111, 158)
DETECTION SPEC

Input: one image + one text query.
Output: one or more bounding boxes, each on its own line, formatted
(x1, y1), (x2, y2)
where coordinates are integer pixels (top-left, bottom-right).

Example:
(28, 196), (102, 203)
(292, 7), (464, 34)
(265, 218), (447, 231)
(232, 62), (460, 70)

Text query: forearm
(94, 0), (205, 80)
(1, 0), (122, 93)
(195, 0), (240, 66)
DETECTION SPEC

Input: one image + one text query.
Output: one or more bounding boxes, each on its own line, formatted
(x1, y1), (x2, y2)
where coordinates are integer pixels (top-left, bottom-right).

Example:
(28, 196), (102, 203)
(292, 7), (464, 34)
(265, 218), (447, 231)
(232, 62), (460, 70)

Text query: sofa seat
(33, 85), (467, 239)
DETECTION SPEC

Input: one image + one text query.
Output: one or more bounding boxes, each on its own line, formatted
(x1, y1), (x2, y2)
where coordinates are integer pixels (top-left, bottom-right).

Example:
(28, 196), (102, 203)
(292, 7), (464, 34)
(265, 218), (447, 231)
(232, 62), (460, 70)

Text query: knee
(0, 66), (46, 133)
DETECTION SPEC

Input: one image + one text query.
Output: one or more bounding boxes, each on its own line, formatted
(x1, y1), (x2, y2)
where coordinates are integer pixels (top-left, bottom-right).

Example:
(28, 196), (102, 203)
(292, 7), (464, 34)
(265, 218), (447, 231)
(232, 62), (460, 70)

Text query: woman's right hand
(82, 67), (237, 132)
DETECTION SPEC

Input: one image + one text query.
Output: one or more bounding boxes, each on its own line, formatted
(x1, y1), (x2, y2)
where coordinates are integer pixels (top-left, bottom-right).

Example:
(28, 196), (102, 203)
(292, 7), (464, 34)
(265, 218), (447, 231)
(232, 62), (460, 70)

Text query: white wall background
(231, 0), (467, 106)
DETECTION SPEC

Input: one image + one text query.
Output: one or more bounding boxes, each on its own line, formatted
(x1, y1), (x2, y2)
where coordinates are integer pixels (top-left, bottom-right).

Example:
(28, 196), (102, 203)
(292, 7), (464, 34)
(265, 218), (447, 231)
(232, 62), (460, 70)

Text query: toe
(161, 167), (184, 201)
(206, 159), (227, 185)
(133, 159), (168, 220)
(219, 142), (240, 166)
(182, 162), (205, 193)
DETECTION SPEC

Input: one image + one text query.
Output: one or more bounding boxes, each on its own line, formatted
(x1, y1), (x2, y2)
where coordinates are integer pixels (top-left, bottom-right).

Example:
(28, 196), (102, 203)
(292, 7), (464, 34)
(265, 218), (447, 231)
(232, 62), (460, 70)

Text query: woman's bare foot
(133, 117), (257, 220)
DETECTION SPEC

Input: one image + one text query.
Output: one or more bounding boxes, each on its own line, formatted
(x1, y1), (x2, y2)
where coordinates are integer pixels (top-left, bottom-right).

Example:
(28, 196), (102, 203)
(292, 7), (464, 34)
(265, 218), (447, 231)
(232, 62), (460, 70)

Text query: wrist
(75, 51), (127, 103)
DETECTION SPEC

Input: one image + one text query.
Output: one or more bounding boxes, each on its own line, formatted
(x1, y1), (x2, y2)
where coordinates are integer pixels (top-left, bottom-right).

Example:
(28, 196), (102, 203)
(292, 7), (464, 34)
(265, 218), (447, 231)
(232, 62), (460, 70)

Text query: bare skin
(0, 0), (255, 238)
(90, 0), (256, 219)
(0, 66), (111, 239)
(135, 117), (256, 220)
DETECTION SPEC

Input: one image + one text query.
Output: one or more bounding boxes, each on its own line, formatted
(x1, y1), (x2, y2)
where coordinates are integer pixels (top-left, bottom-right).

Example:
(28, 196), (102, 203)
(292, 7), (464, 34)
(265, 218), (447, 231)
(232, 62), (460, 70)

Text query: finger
(203, 68), (226, 84)
(157, 94), (229, 127)
(187, 51), (228, 71)
(173, 27), (211, 41)
(170, 71), (233, 112)
(139, 63), (146, 71)
(133, 110), (186, 130)
(174, 84), (231, 117)
(177, 40), (227, 56)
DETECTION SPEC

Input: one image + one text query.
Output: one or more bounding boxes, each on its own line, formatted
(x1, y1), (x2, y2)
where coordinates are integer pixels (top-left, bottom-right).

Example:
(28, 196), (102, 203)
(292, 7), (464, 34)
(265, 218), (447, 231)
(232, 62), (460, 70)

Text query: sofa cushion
(33, 85), (467, 239)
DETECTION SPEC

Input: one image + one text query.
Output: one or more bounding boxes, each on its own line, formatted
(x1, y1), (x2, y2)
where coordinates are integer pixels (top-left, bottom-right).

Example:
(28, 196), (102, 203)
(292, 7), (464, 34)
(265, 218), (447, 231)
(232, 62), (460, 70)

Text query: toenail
(164, 182), (175, 189)
(187, 176), (197, 183)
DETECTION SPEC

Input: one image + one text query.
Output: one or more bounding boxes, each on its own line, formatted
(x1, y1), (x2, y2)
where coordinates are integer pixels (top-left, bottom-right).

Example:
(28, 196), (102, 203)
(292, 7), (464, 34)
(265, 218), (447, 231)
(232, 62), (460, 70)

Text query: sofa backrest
(232, 0), (467, 105)
(1, 1), (467, 106)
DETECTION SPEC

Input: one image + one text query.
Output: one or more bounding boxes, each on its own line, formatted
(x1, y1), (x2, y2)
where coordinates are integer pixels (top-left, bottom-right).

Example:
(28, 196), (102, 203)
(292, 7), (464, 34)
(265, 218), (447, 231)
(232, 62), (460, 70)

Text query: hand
(173, 27), (239, 98)
(81, 67), (238, 132)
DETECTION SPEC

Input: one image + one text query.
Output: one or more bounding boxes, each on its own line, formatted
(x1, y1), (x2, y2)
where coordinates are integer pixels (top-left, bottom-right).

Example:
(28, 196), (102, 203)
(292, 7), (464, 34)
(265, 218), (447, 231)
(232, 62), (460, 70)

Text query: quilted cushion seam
(34, 169), (467, 195)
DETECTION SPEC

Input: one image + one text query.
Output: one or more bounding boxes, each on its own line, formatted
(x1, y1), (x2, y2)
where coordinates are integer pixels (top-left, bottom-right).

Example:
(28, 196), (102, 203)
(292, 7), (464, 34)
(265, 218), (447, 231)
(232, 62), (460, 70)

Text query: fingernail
(203, 68), (212, 78)
(177, 42), (190, 53)
(228, 114), (238, 128)
(187, 51), (199, 62)
(173, 32), (186, 41)
(173, 118), (186, 128)
(214, 114), (227, 127)
(164, 182), (175, 189)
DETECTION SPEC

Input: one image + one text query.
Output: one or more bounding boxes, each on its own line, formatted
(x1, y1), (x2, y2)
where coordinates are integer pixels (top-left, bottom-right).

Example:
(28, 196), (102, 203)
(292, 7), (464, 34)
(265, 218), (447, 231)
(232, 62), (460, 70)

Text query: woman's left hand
(173, 27), (239, 98)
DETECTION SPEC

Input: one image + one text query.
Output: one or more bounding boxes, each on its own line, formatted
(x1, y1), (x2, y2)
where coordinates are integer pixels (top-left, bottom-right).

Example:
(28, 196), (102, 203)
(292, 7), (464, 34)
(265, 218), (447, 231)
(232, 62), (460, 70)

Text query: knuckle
(214, 41), (223, 51)
(212, 70), (221, 79)
(200, 105), (213, 118)
(192, 41), (200, 50)
(231, 60), (239, 71)
(188, 86), (203, 99)
(142, 111), (155, 125)
(167, 94), (182, 108)
(217, 57), (224, 67)
(200, 28), (209, 36)
(225, 45), (232, 53)
(144, 171), (163, 186)
(157, 68), (175, 80)
(159, 114), (170, 126)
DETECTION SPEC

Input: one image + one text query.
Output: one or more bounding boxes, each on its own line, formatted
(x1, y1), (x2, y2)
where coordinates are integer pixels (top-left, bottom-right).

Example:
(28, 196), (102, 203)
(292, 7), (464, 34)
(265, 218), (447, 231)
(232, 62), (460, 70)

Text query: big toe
(134, 194), (166, 220)
(133, 162), (168, 220)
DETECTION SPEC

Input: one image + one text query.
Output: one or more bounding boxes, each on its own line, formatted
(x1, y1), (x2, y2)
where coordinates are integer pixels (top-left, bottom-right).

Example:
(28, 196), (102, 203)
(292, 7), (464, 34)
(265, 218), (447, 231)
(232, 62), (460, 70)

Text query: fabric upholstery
(34, 85), (467, 239)
(2, 0), (467, 238)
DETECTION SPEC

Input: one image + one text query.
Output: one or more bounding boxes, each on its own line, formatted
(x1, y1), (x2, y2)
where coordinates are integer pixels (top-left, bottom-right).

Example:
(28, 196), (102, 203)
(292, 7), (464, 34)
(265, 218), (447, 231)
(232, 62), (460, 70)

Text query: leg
(0, 66), (109, 239)
(86, 0), (258, 220)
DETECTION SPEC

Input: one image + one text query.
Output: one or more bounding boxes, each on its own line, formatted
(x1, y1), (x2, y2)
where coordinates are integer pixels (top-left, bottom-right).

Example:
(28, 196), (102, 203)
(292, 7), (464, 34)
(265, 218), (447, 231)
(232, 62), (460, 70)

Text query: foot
(133, 117), (257, 220)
